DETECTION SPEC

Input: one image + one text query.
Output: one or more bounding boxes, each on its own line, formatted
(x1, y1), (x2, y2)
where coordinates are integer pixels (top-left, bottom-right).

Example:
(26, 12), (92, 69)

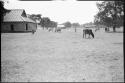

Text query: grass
(1, 27), (124, 82)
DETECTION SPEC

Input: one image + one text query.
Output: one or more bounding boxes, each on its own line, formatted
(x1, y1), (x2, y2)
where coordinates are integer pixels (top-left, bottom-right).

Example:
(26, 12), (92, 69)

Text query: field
(1, 27), (124, 82)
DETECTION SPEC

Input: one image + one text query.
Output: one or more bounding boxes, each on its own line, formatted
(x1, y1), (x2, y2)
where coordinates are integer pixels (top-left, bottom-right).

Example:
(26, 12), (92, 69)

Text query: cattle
(83, 29), (94, 38)
(55, 28), (61, 32)
(48, 28), (53, 32)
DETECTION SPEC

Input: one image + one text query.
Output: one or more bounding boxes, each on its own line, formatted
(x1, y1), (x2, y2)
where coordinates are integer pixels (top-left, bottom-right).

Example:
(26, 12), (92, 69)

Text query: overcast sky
(4, 0), (99, 24)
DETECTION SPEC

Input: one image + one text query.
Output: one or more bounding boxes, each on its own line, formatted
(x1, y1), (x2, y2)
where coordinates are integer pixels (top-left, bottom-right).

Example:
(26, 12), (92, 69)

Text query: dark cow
(55, 28), (61, 32)
(83, 29), (94, 38)
(48, 28), (53, 32)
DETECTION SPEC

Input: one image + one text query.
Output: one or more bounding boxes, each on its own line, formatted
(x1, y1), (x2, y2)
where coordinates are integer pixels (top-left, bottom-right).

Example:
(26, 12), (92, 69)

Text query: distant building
(57, 24), (65, 29)
(1, 9), (37, 32)
(83, 25), (96, 28)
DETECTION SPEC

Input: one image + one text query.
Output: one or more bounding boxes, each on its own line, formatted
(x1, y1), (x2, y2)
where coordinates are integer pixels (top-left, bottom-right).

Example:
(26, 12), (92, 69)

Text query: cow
(48, 28), (53, 32)
(83, 29), (94, 38)
(55, 28), (61, 32)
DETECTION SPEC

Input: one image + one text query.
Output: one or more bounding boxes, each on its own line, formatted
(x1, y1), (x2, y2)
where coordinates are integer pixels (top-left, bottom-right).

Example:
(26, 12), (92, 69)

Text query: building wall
(27, 23), (37, 31)
(1, 22), (37, 32)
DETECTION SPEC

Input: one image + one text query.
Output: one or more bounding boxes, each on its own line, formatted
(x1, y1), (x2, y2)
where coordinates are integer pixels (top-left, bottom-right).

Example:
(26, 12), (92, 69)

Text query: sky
(3, 0), (99, 24)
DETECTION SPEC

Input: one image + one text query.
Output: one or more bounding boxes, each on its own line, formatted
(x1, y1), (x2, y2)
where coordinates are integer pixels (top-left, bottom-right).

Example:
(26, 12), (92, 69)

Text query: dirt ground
(1, 27), (124, 82)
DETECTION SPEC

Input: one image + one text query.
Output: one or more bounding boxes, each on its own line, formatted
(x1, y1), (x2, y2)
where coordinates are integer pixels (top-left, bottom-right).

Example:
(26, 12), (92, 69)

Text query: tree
(95, 1), (124, 32)
(0, 0), (10, 23)
(0, 0), (10, 33)
(29, 14), (42, 22)
(72, 23), (80, 32)
(40, 17), (51, 29)
(63, 21), (72, 28)
(48, 21), (57, 28)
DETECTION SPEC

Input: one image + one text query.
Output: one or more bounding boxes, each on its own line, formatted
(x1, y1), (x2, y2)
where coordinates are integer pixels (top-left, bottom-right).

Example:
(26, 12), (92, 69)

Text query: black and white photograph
(1, 0), (124, 82)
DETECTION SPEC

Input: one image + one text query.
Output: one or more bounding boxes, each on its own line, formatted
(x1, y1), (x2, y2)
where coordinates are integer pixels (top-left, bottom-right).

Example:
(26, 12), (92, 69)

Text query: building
(1, 9), (37, 32)
(57, 24), (65, 29)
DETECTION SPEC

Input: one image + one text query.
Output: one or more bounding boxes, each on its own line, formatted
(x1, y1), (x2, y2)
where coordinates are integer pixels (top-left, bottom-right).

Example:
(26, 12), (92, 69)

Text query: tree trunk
(105, 27), (109, 32)
(105, 27), (107, 32)
(112, 3), (117, 32)
(107, 27), (109, 31)
(75, 27), (76, 32)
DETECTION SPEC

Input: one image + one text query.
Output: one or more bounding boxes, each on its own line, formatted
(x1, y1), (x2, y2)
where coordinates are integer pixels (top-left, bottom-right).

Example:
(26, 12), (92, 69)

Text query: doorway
(11, 24), (14, 31)
(26, 24), (28, 31)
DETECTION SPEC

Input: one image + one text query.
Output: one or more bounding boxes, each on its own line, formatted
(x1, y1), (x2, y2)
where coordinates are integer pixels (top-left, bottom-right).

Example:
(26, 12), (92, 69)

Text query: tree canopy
(72, 23), (80, 28)
(63, 21), (72, 28)
(40, 17), (57, 29)
(48, 21), (57, 28)
(29, 14), (42, 21)
(0, 0), (10, 22)
(94, 1), (124, 31)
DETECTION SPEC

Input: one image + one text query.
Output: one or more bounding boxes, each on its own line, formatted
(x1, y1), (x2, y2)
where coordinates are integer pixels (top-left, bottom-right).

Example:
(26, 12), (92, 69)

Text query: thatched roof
(3, 9), (36, 23)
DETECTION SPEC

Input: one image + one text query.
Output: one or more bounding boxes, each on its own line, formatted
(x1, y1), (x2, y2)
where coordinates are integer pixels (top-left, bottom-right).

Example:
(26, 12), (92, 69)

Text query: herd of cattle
(32, 27), (99, 39)
(49, 28), (61, 32)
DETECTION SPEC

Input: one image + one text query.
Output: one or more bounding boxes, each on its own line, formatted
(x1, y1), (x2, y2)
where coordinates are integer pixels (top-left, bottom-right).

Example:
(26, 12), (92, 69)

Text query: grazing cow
(48, 28), (53, 32)
(55, 28), (61, 32)
(83, 29), (94, 38)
